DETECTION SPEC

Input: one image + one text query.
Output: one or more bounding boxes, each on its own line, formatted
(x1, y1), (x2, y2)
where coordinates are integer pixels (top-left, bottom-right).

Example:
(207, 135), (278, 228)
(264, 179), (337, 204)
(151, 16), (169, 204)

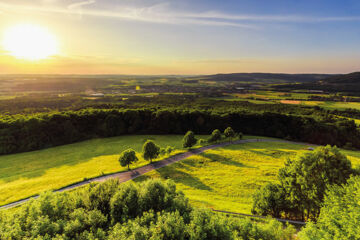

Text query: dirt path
(0, 138), (314, 210)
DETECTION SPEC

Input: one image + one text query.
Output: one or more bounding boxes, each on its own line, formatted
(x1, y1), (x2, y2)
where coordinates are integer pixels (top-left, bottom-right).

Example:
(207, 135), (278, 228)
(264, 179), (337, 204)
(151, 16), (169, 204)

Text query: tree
(208, 129), (222, 143)
(251, 183), (288, 218)
(299, 176), (360, 240)
(119, 149), (138, 170)
(224, 127), (236, 142)
(142, 140), (160, 163)
(182, 131), (197, 149)
(252, 145), (353, 221)
(278, 145), (352, 220)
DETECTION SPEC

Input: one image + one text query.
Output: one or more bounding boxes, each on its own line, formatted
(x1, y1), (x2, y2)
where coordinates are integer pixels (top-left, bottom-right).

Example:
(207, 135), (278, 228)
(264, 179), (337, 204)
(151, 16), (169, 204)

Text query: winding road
(0, 138), (312, 215)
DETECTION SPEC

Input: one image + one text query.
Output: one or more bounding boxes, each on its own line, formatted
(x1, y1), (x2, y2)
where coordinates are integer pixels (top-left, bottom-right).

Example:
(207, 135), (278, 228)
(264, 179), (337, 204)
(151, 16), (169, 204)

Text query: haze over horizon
(1, 0), (360, 75)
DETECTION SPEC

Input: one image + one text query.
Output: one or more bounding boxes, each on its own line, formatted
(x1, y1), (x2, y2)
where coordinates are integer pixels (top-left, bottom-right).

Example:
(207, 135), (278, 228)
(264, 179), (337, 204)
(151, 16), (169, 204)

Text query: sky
(0, 0), (360, 74)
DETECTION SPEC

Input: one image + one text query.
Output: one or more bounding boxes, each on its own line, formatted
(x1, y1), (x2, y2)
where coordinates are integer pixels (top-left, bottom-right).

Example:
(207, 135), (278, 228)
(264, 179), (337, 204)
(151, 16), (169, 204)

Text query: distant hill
(197, 73), (332, 83)
(275, 72), (360, 95)
(323, 72), (360, 84)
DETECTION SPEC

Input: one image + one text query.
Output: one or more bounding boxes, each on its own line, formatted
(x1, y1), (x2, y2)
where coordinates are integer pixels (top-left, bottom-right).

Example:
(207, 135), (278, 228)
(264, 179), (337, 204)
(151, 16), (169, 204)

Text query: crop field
(0, 135), (192, 206)
(134, 141), (360, 214)
(304, 101), (360, 110)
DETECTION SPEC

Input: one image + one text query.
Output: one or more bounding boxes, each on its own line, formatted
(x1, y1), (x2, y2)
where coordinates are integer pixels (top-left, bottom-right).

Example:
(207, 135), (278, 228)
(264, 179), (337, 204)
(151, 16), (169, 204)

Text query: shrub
(208, 129), (222, 143)
(299, 176), (360, 239)
(224, 127), (236, 141)
(182, 131), (197, 148)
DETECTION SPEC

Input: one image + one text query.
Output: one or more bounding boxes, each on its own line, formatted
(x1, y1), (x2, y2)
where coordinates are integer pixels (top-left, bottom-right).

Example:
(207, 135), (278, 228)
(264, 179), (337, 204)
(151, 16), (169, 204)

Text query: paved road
(0, 138), (314, 210)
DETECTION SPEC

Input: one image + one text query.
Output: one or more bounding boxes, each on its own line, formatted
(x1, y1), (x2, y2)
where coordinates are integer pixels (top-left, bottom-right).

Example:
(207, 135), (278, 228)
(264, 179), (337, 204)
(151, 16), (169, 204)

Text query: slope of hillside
(198, 73), (332, 83)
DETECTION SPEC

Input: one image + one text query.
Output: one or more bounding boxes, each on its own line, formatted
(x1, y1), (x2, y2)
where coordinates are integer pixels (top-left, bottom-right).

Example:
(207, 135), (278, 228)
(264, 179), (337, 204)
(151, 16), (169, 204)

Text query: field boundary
(0, 138), (315, 210)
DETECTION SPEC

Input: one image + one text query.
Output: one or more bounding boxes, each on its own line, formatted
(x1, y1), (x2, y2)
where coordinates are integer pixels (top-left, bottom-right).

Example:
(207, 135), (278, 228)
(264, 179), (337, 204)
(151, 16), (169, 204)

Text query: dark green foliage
(252, 145), (354, 221)
(86, 179), (120, 215)
(237, 132), (243, 140)
(208, 129), (222, 143)
(119, 149), (138, 170)
(1, 105), (360, 155)
(224, 127), (236, 141)
(0, 179), (296, 239)
(299, 176), (360, 239)
(183, 131), (197, 148)
(110, 183), (140, 224)
(279, 145), (352, 220)
(142, 140), (160, 163)
(251, 183), (288, 218)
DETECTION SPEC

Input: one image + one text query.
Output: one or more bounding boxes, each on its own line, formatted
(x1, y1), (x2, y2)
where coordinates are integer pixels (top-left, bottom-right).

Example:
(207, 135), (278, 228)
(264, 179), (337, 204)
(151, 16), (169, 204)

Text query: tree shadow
(200, 152), (253, 168)
(162, 168), (212, 191)
(247, 149), (296, 158)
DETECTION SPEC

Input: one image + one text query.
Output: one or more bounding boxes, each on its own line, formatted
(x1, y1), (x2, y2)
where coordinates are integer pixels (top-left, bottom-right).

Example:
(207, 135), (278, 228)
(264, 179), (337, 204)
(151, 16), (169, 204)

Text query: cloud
(68, 0), (96, 10)
(186, 12), (360, 23)
(0, 1), (360, 29)
(0, 1), (257, 28)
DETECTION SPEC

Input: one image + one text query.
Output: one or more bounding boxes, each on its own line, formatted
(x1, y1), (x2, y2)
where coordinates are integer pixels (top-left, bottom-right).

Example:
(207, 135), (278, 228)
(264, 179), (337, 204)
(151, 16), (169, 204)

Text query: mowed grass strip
(0, 135), (191, 206)
(134, 141), (360, 214)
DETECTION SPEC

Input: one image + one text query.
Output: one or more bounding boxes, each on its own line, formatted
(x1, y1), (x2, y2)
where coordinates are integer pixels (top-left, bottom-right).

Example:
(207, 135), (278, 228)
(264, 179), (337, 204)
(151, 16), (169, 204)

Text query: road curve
(0, 138), (313, 210)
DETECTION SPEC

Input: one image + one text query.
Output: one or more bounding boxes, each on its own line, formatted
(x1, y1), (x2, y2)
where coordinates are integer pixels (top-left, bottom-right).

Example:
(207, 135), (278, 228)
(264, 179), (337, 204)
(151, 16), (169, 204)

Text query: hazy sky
(0, 0), (360, 74)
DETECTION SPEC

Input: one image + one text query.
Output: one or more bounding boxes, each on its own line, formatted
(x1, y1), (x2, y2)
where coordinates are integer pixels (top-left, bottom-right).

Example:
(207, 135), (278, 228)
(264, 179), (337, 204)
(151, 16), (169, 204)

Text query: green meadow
(0, 135), (189, 206)
(1, 134), (359, 212)
(134, 141), (360, 214)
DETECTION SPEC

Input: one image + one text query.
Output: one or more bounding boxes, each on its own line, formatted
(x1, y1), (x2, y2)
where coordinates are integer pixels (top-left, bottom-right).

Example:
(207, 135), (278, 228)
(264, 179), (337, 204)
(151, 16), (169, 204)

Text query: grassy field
(303, 101), (360, 110)
(134, 141), (360, 214)
(0, 135), (193, 206)
(1, 134), (359, 210)
(215, 91), (360, 111)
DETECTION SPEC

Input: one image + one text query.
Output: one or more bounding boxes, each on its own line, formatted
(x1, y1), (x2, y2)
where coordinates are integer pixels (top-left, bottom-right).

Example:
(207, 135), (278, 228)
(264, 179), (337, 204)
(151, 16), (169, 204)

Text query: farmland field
(134, 141), (360, 214)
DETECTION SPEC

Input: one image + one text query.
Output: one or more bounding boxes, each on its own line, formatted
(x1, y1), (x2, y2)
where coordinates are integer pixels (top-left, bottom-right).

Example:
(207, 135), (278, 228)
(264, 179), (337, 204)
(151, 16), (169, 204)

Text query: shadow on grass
(133, 165), (213, 191)
(247, 149), (296, 158)
(201, 152), (253, 168)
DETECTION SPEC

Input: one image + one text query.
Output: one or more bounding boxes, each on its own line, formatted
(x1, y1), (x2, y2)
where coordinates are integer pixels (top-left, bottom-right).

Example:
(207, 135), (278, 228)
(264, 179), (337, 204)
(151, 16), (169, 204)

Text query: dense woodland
(0, 105), (359, 154)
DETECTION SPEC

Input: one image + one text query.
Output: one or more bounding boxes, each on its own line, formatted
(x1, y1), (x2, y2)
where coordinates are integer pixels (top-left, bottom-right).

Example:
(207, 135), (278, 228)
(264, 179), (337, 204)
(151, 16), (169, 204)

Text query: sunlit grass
(134, 141), (360, 214)
(0, 135), (190, 205)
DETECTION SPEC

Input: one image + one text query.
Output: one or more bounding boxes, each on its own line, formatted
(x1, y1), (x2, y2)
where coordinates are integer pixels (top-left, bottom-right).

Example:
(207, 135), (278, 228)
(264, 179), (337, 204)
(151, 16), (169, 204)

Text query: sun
(2, 24), (58, 61)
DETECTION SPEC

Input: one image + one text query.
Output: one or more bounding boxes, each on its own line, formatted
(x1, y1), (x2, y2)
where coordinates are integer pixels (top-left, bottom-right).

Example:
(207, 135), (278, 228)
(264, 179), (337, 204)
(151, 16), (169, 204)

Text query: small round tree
(182, 131), (197, 149)
(224, 127), (236, 142)
(119, 149), (138, 170)
(142, 140), (160, 163)
(208, 129), (222, 143)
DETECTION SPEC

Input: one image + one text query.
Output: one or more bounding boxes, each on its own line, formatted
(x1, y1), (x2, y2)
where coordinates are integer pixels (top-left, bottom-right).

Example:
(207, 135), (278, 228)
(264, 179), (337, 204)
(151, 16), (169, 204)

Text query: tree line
(119, 127), (242, 170)
(0, 108), (359, 155)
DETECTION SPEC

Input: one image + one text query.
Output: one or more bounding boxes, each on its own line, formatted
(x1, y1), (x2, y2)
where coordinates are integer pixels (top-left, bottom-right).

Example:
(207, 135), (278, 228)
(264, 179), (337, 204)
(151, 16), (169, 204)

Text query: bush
(299, 176), (360, 239)
(110, 183), (140, 224)
(0, 179), (296, 240)
(198, 139), (207, 145)
(224, 127), (236, 141)
(182, 131), (197, 148)
(251, 183), (288, 218)
(208, 129), (222, 143)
